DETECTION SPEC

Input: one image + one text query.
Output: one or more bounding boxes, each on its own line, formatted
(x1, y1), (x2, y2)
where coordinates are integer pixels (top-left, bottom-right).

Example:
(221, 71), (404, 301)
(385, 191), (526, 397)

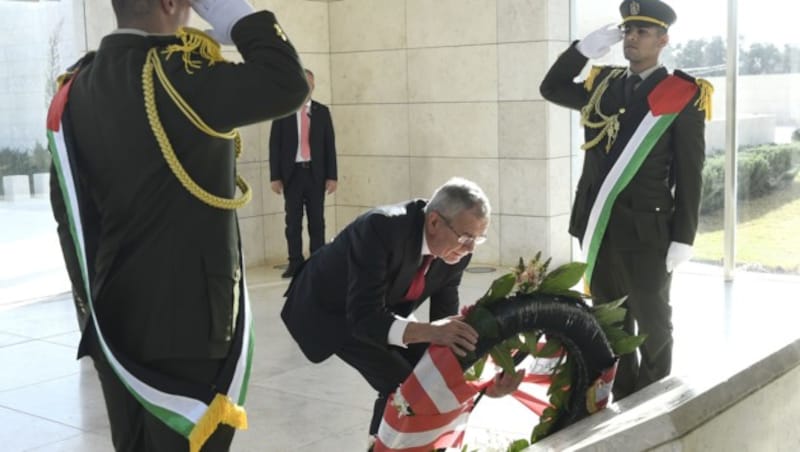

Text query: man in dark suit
(269, 69), (338, 278)
(49, 0), (308, 449)
(540, 0), (710, 401)
(281, 178), (521, 445)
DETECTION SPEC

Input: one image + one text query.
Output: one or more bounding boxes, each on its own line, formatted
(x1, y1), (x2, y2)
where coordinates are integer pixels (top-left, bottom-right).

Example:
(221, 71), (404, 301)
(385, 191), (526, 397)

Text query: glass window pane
(733, 0), (800, 275)
(1, 0), (86, 306)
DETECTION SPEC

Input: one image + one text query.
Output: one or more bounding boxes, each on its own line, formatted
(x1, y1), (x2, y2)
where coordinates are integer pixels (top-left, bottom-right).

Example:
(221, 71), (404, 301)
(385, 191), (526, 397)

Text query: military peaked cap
(619, 0), (677, 29)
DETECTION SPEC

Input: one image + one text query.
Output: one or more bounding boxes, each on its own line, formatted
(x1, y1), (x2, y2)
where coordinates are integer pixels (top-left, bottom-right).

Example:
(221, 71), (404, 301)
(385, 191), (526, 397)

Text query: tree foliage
(671, 36), (800, 76)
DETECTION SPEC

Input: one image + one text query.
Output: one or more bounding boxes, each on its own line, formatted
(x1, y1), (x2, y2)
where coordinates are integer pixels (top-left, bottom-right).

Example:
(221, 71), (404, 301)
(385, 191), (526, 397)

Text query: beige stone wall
(328, 0), (574, 266)
(78, 0), (577, 267)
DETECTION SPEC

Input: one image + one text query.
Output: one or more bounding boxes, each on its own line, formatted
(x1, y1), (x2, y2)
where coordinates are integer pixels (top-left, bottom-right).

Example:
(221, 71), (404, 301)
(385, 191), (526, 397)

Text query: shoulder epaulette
(674, 70), (713, 120)
(161, 27), (227, 74)
(694, 78), (714, 121)
(673, 69), (695, 82)
(56, 52), (95, 89)
(583, 65), (624, 92)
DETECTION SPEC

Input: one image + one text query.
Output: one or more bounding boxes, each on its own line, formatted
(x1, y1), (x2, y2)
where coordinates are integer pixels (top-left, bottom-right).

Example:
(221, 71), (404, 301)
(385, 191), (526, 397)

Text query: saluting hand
(191, 0), (255, 45)
(576, 23), (623, 59)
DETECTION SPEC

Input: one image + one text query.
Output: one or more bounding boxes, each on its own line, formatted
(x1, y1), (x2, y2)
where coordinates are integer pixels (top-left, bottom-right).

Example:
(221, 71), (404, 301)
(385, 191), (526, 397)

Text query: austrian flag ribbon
(375, 342), (618, 451)
(375, 346), (479, 452)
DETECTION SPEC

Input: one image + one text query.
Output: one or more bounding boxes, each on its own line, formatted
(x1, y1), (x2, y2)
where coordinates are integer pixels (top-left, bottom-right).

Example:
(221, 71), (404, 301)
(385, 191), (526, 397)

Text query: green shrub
(0, 143), (51, 196)
(0, 143), (51, 178)
(700, 142), (800, 214)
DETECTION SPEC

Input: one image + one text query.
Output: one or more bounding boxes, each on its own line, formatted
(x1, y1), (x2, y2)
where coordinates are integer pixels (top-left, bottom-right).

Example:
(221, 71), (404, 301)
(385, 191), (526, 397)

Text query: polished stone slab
(1, 264), (798, 451)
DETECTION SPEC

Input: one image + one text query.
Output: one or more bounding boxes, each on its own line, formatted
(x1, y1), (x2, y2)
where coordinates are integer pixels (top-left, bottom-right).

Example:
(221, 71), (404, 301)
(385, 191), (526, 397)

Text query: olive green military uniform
(540, 42), (707, 400)
(50, 11), (308, 451)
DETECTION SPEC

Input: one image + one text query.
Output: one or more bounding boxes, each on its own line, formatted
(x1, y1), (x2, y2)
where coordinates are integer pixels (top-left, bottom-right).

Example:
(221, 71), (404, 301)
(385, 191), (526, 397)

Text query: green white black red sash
(46, 73), (254, 452)
(582, 75), (699, 285)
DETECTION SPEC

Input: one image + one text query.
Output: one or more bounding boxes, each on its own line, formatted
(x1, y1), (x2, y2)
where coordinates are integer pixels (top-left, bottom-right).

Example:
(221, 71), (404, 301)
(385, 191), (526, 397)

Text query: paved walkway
(2, 197), (800, 451)
(0, 198), (70, 308)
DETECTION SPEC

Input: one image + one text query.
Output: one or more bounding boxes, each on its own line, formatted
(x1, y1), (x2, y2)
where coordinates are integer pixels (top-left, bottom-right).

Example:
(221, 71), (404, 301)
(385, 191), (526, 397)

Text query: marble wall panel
(499, 214), (548, 266)
(406, 0), (496, 48)
(498, 158), (547, 216)
(300, 52), (332, 106)
(498, 101), (548, 159)
(332, 104), (410, 157)
(497, 0), (570, 43)
(329, 0), (406, 52)
(407, 45), (497, 103)
(236, 161), (264, 219)
(498, 41), (549, 101)
(408, 103), (498, 158)
(336, 156), (411, 207)
(240, 216), (266, 267)
(331, 50), (408, 104)
(262, 212), (286, 264)
(547, 157), (571, 217)
(83, 0), (115, 50)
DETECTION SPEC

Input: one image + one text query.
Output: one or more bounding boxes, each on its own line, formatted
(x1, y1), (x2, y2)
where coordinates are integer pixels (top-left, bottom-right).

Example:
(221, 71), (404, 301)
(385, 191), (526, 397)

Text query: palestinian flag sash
(582, 75), (699, 285)
(46, 72), (254, 452)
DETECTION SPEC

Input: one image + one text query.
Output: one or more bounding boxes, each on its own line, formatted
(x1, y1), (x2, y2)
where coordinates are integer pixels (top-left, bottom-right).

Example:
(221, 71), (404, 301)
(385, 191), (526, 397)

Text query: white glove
(191, 0), (254, 45)
(666, 242), (693, 273)
(576, 23), (624, 59)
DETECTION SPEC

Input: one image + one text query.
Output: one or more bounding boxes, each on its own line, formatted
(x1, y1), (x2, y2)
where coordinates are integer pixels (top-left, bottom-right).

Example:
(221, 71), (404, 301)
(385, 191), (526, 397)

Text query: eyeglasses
(437, 211), (487, 246)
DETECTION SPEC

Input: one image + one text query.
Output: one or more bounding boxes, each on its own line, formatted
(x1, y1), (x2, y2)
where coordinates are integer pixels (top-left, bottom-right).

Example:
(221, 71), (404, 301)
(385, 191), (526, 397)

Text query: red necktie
(300, 104), (311, 160)
(404, 255), (433, 301)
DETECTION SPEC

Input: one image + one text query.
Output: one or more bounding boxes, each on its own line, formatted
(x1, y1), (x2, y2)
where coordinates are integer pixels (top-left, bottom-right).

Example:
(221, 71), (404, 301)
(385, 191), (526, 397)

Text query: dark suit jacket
(269, 100), (337, 185)
(281, 199), (471, 363)
(540, 43), (705, 251)
(50, 12), (308, 362)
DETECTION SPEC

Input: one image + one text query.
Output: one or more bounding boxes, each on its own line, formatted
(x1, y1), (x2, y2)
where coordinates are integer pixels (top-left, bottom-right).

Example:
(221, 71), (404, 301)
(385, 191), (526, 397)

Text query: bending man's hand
(191, 0), (255, 45)
(576, 23), (623, 59)
(485, 369), (525, 398)
(428, 318), (478, 357)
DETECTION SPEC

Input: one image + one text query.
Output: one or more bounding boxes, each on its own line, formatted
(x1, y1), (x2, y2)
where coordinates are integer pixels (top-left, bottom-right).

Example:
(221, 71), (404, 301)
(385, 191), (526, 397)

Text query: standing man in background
(540, 0), (711, 401)
(270, 69), (338, 278)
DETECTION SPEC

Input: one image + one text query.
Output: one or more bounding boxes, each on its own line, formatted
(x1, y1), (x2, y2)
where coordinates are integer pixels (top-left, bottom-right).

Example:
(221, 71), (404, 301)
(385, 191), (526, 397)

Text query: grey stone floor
(2, 198), (800, 451)
(2, 263), (800, 451)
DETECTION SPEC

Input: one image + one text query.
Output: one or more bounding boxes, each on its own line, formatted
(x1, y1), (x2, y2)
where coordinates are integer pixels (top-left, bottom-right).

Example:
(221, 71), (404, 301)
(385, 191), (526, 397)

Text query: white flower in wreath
(391, 391), (412, 417)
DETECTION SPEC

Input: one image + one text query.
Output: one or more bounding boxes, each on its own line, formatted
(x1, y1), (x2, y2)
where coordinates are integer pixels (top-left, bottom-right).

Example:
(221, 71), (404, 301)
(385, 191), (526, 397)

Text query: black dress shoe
(281, 266), (296, 278)
(281, 261), (304, 278)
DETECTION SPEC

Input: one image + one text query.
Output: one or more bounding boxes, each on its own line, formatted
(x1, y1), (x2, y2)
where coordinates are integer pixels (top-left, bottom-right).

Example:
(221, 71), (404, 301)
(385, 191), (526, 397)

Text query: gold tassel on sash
(188, 394), (248, 452)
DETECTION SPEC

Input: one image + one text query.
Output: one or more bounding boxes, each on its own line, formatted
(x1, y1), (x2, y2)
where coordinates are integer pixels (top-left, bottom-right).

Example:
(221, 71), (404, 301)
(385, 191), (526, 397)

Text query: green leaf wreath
(460, 253), (646, 449)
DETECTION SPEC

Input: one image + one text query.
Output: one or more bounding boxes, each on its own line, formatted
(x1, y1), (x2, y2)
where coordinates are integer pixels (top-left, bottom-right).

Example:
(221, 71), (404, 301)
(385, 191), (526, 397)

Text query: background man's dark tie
(624, 74), (641, 103)
(404, 255), (433, 301)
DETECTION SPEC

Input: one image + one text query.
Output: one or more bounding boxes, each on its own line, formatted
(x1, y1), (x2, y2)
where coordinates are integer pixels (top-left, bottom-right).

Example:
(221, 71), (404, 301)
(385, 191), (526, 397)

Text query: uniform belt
(296, 161), (311, 168)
